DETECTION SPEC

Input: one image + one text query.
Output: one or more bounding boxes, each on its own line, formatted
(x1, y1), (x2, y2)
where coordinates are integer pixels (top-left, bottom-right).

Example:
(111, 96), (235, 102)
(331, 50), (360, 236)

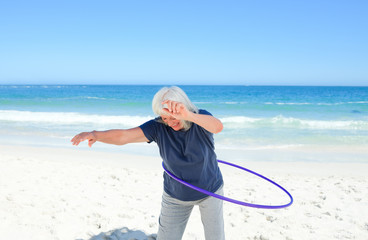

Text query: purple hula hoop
(162, 159), (293, 209)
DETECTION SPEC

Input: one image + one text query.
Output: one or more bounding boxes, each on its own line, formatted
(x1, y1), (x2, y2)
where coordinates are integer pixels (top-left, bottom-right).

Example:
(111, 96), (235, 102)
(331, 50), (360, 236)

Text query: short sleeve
(139, 119), (160, 143)
(198, 109), (212, 116)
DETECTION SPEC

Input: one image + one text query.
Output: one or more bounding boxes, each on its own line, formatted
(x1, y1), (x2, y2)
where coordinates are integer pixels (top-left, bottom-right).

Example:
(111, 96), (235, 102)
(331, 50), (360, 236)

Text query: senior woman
(71, 86), (225, 240)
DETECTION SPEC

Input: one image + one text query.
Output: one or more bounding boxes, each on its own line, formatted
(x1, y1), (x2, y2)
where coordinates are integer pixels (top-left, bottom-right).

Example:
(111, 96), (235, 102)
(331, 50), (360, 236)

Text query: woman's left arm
(187, 111), (223, 134)
(162, 100), (223, 134)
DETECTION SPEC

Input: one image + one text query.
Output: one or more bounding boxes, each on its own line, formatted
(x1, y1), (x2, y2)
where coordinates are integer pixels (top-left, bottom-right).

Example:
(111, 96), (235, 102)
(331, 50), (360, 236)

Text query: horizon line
(1, 83), (368, 87)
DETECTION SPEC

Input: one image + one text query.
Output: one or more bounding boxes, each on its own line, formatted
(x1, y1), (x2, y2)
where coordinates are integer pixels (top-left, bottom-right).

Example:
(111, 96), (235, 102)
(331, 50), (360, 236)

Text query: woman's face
(161, 115), (183, 131)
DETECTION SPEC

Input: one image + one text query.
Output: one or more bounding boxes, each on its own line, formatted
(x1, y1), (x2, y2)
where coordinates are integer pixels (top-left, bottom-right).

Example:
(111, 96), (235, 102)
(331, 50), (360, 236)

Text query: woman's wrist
(185, 111), (195, 122)
(91, 130), (98, 140)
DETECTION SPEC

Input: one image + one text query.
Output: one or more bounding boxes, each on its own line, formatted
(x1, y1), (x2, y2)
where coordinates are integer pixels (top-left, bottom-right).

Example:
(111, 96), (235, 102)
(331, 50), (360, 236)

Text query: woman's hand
(161, 100), (223, 133)
(71, 131), (97, 147)
(162, 100), (191, 120)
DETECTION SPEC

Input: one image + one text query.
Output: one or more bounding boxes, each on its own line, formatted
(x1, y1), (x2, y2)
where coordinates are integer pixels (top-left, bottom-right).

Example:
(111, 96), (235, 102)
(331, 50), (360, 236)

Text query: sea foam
(221, 115), (368, 130)
(2, 110), (366, 131)
(0, 110), (153, 128)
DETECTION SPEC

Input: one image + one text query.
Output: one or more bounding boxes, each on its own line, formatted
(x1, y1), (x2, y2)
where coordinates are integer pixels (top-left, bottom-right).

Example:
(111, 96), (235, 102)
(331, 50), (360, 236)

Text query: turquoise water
(1, 85), (367, 160)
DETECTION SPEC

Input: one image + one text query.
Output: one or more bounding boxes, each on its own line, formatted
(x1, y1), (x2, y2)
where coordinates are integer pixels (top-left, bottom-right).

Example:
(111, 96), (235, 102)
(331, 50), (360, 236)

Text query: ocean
(1, 85), (367, 162)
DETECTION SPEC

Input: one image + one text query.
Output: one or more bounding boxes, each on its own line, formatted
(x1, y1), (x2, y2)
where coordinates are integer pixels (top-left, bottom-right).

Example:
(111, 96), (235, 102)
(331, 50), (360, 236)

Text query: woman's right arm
(71, 127), (148, 147)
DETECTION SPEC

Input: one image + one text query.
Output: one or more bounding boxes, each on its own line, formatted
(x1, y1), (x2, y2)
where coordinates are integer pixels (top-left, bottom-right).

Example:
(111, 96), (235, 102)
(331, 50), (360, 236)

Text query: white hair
(152, 86), (198, 131)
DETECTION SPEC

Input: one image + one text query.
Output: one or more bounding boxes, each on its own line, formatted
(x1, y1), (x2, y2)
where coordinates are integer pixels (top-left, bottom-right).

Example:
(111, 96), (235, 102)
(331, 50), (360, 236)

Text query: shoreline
(2, 135), (368, 163)
(1, 144), (368, 239)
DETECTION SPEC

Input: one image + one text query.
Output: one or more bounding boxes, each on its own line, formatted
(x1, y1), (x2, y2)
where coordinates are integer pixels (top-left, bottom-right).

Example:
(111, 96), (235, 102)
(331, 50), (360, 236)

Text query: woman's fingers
(162, 100), (172, 113)
(176, 103), (184, 113)
(161, 107), (171, 116)
(71, 132), (90, 146)
(88, 138), (96, 147)
(71, 135), (79, 145)
(71, 134), (82, 145)
(171, 101), (178, 113)
(162, 100), (184, 114)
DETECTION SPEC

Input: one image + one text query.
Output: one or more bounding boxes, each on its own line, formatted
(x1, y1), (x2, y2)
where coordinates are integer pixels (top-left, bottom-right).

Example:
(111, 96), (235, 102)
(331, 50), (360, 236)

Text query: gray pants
(157, 186), (225, 240)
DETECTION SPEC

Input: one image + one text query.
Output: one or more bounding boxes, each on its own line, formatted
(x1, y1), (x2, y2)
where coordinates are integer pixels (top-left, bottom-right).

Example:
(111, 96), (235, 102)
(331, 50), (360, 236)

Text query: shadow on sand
(80, 227), (157, 240)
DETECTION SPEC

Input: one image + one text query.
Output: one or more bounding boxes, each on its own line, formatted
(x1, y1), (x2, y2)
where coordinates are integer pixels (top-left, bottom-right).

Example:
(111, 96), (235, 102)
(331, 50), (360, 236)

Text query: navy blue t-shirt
(139, 109), (223, 201)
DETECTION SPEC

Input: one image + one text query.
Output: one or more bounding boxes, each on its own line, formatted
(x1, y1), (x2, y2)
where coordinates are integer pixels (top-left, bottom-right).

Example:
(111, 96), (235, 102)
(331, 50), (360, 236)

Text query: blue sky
(1, 0), (367, 86)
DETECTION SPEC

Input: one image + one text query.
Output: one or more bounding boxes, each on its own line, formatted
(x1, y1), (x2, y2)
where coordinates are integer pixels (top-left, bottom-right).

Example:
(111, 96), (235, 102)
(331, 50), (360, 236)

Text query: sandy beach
(1, 144), (367, 240)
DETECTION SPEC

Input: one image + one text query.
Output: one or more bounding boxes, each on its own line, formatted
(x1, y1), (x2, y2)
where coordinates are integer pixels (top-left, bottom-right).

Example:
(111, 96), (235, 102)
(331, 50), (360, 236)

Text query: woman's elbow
(213, 122), (224, 134)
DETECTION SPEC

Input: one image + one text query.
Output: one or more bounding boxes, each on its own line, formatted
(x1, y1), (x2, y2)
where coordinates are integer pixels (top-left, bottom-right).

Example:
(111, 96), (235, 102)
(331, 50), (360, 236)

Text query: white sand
(1, 144), (367, 240)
